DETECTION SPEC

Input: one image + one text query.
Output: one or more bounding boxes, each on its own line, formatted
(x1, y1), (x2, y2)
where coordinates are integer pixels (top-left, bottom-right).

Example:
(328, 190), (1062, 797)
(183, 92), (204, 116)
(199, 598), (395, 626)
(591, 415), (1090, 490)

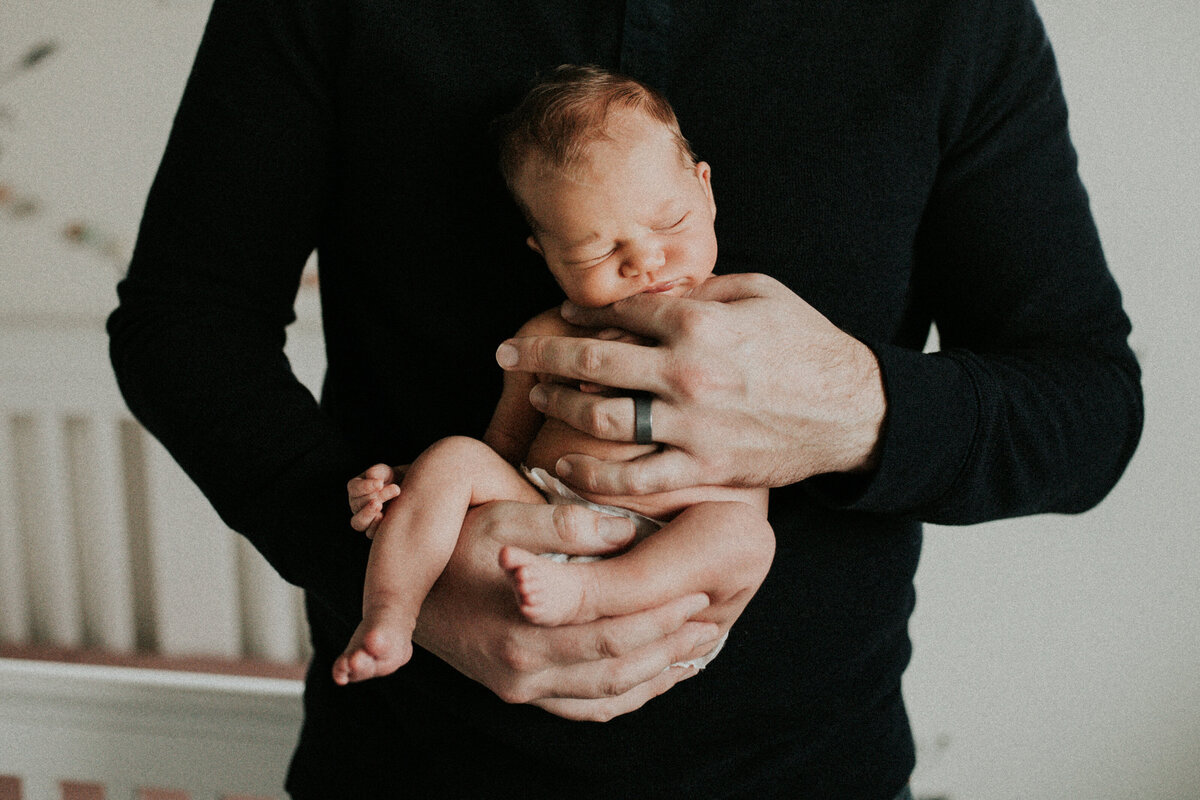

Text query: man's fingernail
(529, 385), (547, 409)
(496, 343), (518, 368)
(560, 300), (581, 320)
(555, 457), (572, 479)
(599, 516), (633, 543)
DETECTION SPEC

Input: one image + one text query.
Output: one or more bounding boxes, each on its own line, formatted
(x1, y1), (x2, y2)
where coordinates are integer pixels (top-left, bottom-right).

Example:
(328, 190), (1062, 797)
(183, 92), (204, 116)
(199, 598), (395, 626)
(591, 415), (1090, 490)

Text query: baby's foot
(499, 546), (592, 626)
(331, 605), (415, 685)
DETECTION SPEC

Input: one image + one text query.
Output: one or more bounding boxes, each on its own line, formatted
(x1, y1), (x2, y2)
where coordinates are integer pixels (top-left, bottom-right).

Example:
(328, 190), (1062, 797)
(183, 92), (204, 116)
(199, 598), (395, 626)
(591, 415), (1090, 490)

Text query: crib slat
(0, 416), (32, 643)
(66, 417), (136, 652)
(142, 436), (240, 658)
(60, 781), (105, 800)
(12, 415), (83, 648)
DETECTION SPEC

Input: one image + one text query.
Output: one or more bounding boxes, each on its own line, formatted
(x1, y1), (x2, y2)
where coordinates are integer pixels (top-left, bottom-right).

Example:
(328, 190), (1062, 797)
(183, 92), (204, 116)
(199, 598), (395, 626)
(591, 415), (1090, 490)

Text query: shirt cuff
(804, 342), (979, 516)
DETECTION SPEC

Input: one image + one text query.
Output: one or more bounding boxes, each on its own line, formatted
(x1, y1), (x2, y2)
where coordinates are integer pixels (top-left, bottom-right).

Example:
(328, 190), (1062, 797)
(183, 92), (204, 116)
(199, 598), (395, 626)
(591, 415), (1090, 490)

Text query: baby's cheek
(693, 239), (719, 273)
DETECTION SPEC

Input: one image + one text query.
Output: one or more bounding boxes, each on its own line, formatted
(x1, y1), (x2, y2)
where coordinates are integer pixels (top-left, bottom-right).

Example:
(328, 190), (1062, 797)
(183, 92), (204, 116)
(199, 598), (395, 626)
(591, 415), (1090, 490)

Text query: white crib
(0, 309), (327, 798)
(0, 658), (303, 800)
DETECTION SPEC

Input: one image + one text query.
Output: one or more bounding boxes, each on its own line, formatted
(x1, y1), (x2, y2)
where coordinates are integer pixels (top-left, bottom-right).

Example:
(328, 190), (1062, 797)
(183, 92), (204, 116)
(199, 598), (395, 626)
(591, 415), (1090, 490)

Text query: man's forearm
(108, 289), (368, 622)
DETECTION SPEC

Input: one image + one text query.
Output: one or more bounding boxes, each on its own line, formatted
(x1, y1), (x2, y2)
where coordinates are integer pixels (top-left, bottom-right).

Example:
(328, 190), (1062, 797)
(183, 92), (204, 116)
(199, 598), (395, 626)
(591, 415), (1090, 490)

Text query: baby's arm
(483, 308), (588, 463)
(483, 364), (543, 465)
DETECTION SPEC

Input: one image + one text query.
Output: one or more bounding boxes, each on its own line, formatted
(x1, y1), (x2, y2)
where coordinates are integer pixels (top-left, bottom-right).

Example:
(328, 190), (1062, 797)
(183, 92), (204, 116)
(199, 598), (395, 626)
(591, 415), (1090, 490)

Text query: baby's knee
(739, 507), (775, 576)
(703, 501), (775, 577)
(419, 435), (495, 468)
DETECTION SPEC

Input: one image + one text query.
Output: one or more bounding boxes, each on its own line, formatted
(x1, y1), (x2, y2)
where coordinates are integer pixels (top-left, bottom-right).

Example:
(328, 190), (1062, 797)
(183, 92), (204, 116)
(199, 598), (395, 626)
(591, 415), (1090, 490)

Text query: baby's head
(497, 65), (717, 308)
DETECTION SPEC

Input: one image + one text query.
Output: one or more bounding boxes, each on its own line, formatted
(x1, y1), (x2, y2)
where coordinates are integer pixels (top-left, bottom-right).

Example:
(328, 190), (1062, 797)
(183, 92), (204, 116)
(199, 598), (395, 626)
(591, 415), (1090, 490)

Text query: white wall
(1, 2), (1196, 798)
(0, 1), (212, 320)
(906, 3), (1200, 798)
(0, 1), (315, 664)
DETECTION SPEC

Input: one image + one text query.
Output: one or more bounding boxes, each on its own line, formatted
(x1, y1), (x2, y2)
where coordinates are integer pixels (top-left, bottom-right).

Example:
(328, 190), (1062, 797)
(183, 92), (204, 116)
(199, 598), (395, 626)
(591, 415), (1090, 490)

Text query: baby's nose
(620, 244), (666, 278)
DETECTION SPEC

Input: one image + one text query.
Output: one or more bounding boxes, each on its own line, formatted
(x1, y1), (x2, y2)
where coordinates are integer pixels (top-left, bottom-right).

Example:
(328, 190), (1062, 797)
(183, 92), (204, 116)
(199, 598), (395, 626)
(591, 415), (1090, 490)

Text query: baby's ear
(526, 235), (544, 256)
(696, 161), (716, 215)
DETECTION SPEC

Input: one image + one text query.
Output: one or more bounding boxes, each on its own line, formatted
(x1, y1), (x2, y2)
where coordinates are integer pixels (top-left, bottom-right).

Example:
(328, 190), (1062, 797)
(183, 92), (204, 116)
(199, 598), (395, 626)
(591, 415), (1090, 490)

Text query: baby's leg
(501, 500), (774, 627)
(333, 436), (542, 684)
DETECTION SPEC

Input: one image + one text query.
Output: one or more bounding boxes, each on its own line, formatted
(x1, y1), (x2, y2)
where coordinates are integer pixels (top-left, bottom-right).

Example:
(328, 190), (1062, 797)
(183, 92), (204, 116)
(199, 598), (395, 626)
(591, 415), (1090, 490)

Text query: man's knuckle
(578, 701), (619, 723)
(495, 679), (533, 705)
(551, 504), (584, 546)
(499, 635), (538, 674)
(576, 341), (605, 375)
(588, 403), (618, 438)
(594, 630), (623, 660)
(527, 336), (549, 365)
(565, 465), (601, 494)
(625, 467), (654, 495)
(595, 703), (622, 723)
(665, 361), (708, 400)
(602, 662), (644, 696)
(585, 404), (605, 435)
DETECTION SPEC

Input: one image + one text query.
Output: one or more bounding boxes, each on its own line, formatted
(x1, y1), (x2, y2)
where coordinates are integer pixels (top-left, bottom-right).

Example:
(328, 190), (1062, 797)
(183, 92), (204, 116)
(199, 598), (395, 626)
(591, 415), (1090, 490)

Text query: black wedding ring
(633, 392), (654, 445)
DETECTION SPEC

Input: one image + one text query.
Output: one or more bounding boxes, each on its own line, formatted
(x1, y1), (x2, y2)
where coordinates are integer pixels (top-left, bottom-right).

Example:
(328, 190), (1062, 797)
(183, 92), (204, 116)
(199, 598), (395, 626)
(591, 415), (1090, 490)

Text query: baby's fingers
(350, 500), (383, 533)
(348, 479), (378, 503)
(348, 464), (397, 497)
(363, 463), (395, 481)
(349, 482), (399, 514)
(348, 478), (382, 500)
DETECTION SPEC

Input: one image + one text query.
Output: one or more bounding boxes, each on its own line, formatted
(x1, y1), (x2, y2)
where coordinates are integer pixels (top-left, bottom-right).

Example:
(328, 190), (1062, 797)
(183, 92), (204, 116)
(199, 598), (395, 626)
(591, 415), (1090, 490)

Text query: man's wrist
(836, 340), (886, 474)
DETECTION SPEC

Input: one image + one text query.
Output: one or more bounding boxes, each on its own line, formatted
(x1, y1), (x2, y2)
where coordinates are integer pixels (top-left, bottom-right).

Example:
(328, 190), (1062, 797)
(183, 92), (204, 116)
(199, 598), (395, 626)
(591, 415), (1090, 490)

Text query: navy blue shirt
(109, 1), (1141, 797)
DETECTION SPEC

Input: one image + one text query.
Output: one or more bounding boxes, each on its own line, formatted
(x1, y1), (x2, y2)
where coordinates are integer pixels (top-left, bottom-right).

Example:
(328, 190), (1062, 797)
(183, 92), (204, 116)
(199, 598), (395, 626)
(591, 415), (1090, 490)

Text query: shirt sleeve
(808, 0), (1143, 524)
(107, 0), (368, 621)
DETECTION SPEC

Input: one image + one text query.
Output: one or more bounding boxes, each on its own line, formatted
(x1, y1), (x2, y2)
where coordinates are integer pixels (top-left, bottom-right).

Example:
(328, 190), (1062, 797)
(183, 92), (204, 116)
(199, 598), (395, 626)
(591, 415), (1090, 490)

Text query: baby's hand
(347, 463), (402, 539)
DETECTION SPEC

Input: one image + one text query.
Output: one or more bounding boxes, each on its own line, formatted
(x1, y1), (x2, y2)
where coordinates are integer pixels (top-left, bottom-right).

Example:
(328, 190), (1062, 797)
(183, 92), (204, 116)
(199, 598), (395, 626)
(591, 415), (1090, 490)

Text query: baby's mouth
(642, 280), (678, 294)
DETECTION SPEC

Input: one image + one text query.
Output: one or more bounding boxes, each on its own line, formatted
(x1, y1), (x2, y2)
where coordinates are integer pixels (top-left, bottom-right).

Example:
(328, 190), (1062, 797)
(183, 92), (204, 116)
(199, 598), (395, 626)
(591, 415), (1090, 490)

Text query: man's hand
(494, 273), (887, 496)
(412, 499), (726, 722)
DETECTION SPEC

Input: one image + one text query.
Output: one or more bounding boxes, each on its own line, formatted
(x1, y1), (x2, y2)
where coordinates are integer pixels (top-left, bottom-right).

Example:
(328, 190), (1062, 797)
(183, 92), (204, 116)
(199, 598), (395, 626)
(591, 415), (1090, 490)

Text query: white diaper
(523, 466), (727, 670)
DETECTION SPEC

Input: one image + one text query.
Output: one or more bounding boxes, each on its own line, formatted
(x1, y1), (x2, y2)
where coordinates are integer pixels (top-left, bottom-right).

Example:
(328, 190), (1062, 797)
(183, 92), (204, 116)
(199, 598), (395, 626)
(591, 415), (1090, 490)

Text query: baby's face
(516, 112), (717, 308)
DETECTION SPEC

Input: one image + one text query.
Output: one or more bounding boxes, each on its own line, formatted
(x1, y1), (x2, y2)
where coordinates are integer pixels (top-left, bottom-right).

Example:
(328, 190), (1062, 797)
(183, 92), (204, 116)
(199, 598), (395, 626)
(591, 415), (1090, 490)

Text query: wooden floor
(0, 644), (307, 681)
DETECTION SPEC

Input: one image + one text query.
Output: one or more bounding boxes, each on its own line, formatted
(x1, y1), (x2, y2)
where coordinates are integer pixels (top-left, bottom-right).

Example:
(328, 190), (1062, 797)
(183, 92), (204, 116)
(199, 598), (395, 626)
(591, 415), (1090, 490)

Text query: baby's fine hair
(496, 65), (697, 203)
